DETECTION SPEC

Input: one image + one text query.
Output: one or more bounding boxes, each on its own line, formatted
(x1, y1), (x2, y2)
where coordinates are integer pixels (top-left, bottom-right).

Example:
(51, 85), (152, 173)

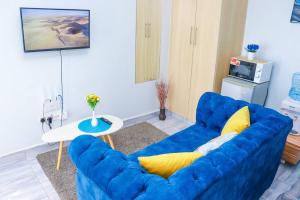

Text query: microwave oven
(228, 57), (273, 83)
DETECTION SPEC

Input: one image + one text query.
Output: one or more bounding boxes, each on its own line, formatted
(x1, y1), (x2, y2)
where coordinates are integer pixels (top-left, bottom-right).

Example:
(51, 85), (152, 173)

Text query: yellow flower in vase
(86, 94), (101, 110)
(86, 94), (101, 127)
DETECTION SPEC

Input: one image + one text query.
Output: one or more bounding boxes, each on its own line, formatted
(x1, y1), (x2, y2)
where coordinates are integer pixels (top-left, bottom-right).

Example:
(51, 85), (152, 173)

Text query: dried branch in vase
(155, 80), (168, 109)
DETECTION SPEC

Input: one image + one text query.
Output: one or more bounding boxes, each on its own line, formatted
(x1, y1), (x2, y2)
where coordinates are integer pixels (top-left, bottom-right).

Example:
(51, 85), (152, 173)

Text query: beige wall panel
(214, 0), (248, 92)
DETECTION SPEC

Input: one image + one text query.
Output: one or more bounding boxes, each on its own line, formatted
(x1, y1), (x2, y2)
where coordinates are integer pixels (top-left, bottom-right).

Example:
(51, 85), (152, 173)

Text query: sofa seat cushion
(128, 125), (219, 162)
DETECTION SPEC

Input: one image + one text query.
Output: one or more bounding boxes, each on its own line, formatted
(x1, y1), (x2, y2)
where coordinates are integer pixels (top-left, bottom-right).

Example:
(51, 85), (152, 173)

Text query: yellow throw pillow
(138, 152), (203, 178)
(221, 106), (250, 135)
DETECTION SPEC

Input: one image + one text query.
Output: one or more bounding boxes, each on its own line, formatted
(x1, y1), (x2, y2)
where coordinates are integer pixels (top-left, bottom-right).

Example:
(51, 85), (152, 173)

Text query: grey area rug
(37, 122), (168, 200)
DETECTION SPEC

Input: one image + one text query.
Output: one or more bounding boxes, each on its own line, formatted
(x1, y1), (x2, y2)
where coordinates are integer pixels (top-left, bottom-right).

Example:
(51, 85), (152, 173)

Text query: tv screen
(291, 0), (300, 23)
(20, 8), (90, 52)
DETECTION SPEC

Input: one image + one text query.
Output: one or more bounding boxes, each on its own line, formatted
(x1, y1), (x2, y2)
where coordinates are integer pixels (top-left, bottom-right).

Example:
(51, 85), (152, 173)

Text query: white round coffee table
(42, 115), (123, 170)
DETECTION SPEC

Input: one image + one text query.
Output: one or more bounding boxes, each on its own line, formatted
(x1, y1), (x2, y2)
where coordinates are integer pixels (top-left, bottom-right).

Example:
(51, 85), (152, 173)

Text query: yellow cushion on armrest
(221, 106), (250, 135)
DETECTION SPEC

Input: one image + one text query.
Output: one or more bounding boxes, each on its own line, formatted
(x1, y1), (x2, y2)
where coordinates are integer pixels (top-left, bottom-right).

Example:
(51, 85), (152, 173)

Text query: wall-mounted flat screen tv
(291, 0), (300, 23)
(20, 8), (90, 52)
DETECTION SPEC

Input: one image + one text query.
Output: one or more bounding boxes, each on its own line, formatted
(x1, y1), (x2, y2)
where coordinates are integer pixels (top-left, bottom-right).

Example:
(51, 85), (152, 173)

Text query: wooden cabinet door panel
(136, 0), (149, 83)
(147, 0), (161, 81)
(168, 0), (197, 118)
(187, 0), (222, 121)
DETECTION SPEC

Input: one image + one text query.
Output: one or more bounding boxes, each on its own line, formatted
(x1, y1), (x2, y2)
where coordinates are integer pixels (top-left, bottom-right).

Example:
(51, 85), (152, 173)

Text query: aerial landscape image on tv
(21, 8), (90, 52)
(291, 0), (300, 22)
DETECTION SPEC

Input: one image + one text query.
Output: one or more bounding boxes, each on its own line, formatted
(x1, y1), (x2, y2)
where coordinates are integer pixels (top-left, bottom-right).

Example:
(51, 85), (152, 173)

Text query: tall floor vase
(159, 109), (166, 121)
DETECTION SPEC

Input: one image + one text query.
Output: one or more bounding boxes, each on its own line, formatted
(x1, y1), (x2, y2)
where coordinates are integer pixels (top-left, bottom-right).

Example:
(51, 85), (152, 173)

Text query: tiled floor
(0, 112), (298, 200)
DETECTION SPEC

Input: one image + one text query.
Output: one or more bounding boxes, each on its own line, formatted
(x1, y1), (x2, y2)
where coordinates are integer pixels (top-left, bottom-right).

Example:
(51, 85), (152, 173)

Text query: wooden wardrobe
(135, 0), (161, 83)
(168, 0), (248, 121)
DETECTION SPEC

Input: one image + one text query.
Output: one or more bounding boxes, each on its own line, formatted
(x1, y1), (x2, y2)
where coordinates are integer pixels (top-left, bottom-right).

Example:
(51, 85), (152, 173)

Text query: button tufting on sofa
(97, 155), (105, 161)
(192, 172), (200, 181)
(79, 143), (93, 157)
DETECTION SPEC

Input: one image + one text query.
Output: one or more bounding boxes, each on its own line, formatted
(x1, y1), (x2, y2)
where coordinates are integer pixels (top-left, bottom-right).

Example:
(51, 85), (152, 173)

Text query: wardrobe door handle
(145, 23), (150, 38)
(194, 27), (198, 45)
(189, 27), (193, 45)
(148, 23), (151, 38)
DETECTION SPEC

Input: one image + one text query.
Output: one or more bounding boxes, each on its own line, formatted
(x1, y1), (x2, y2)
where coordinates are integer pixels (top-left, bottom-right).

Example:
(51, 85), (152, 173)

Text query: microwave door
(237, 66), (251, 79)
(229, 61), (256, 81)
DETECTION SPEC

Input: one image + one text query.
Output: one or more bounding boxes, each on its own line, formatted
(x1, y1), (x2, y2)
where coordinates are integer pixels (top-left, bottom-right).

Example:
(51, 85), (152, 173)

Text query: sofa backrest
(196, 92), (280, 133)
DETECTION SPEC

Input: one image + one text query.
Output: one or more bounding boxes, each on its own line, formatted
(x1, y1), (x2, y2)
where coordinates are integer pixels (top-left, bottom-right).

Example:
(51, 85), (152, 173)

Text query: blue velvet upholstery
(69, 92), (292, 200)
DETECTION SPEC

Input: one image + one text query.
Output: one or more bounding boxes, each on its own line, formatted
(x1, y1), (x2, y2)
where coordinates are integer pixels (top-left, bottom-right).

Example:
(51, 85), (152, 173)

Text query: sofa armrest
(69, 135), (183, 200)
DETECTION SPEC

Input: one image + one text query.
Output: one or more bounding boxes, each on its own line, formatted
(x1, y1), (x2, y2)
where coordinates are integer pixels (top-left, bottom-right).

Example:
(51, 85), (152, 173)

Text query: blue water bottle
(289, 73), (300, 101)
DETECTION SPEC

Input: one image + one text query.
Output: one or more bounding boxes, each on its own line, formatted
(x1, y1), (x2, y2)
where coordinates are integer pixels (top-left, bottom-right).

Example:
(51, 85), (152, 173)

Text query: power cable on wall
(41, 51), (65, 146)
(59, 50), (64, 128)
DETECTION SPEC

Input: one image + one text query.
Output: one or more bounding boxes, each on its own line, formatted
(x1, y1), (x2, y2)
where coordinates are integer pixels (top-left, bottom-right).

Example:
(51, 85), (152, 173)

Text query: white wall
(0, 0), (170, 157)
(243, 0), (300, 110)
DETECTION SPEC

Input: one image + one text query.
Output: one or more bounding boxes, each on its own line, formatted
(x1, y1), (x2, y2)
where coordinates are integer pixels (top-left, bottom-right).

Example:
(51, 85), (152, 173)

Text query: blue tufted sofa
(69, 92), (292, 200)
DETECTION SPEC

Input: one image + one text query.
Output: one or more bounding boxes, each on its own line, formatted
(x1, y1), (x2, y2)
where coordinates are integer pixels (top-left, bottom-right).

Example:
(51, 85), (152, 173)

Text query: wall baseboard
(0, 142), (46, 158)
(0, 110), (160, 158)
(122, 109), (159, 121)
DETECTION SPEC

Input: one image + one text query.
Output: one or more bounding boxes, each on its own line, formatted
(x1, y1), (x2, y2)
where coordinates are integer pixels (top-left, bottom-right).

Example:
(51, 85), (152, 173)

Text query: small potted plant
(86, 94), (101, 127)
(156, 80), (168, 120)
(245, 44), (259, 60)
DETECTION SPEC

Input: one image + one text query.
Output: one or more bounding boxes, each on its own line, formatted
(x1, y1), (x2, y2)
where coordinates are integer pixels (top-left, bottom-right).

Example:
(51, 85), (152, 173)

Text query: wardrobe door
(147, 0), (161, 81)
(187, 0), (223, 121)
(135, 0), (161, 83)
(136, 0), (149, 83)
(168, 0), (197, 118)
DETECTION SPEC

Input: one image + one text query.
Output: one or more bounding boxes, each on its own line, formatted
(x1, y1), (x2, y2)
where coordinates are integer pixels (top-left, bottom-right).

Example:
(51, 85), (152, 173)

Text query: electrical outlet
(40, 111), (67, 123)
(44, 99), (61, 114)
(42, 96), (66, 123)
(51, 111), (68, 121)
(42, 110), (67, 121)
